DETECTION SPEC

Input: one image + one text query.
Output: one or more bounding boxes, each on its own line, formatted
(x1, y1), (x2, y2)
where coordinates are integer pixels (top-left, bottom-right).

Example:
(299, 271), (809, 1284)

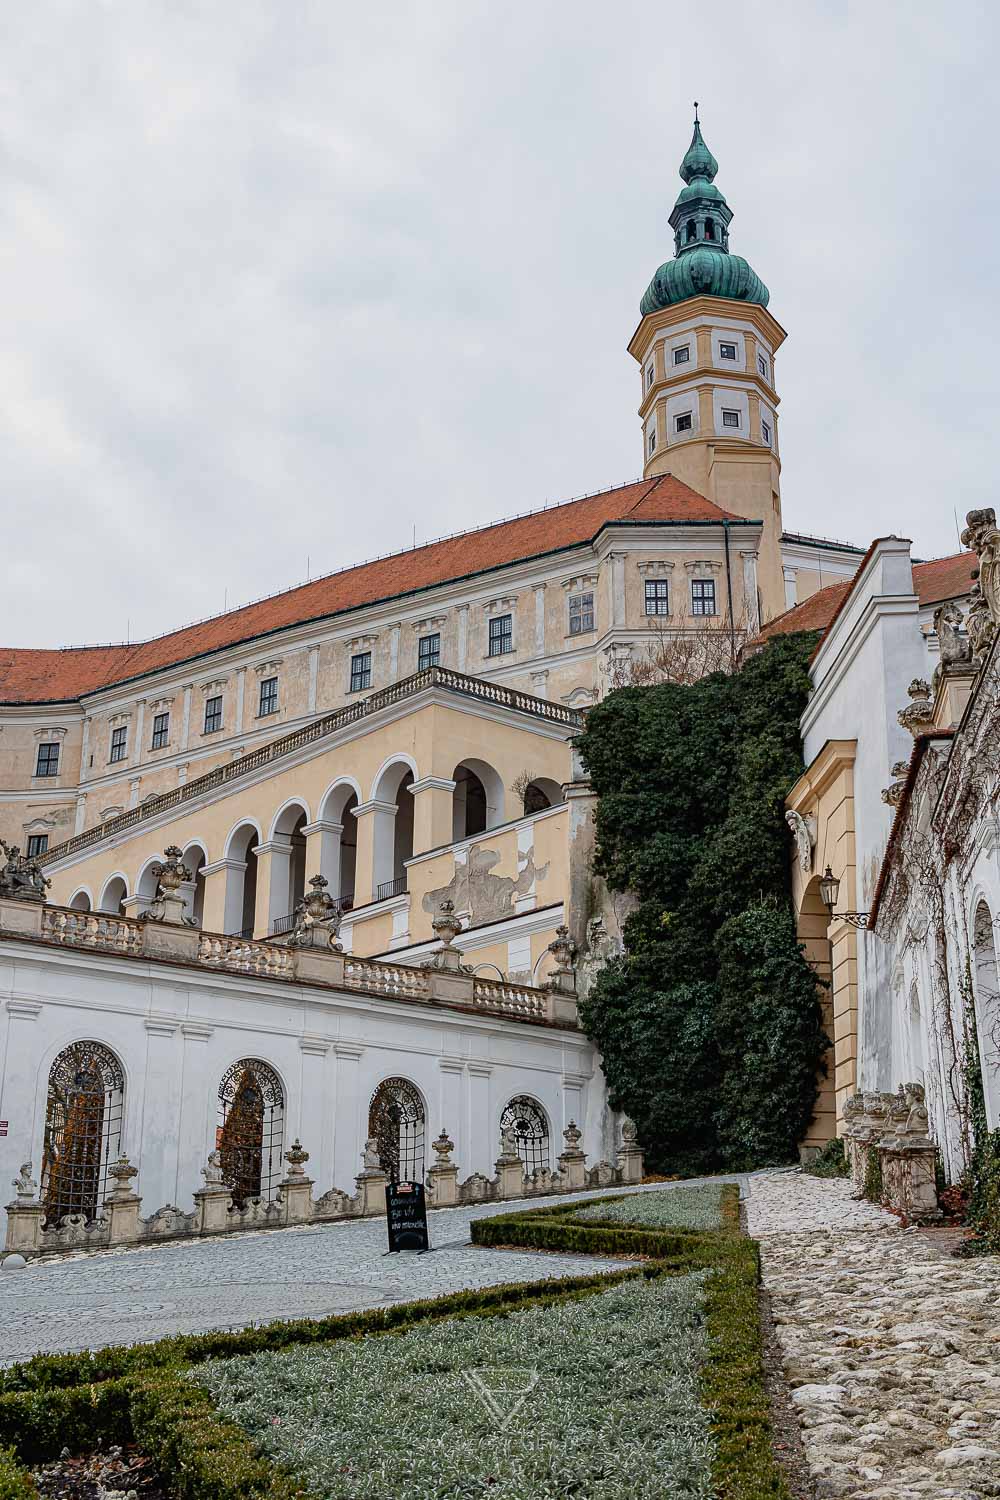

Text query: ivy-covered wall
(576, 633), (830, 1175)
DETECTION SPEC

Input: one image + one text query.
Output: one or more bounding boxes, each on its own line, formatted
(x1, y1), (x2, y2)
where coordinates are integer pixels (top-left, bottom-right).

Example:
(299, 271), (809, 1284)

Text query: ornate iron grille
(500, 1095), (551, 1173)
(41, 1042), (124, 1226)
(368, 1077), (425, 1182)
(217, 1059), (284, 1206)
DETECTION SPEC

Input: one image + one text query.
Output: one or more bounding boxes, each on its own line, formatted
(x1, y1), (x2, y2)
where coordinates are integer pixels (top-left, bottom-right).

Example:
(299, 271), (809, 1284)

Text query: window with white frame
(258, 676), (278, 716)
(757, 352), (769, 379)
(644, 579), (670, 616)
(647, 425), (657, 455)
(150, 712), (169, 750)
(691, 578), (717, 616)
(719, 341), (737, 361)
(203, 696), (223, 734)
(674, 411), (693, 433)
(721, 408), (741, 428)
(761, 417), (772, 446)
(568, 591), (595, 635)
(418, 633), (440, 670)
(673, 344), (691, 365)
(488, 614), (513, 657)
(349, 652), (372, 692)
(26, 833), (48, 857)
(645, 362), (654, 389)
(35, 742), (60, 777)
(109, 726), (128, 763)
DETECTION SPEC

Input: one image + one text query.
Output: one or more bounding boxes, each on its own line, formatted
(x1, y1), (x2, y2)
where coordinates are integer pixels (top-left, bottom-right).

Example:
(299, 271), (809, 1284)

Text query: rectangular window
(203, 695), (223, 734)
(719, 341), (737, 360)
(761, 419), (772, 446)
(645, 362), (654, 389)
(692, 579), (717, 616)
(350, 651), (372, 692)
(674, 411), (693, 433)
(757, 353), (769, 379)
(488, 614), (513, 657)
(258, 676), (278, 716)
(417, 633), (440, 671)
(672, 344), (691, 365)
(644, 579), (670, 617)
(150, 712), (169, 750)
(26, 834), (48, 858)
(721, 408), (741, 428)
(568, 591), (595, 635)
(647, 426), (656, 455)
(34, 742), (60, 777)
(109, 726), (128, 763)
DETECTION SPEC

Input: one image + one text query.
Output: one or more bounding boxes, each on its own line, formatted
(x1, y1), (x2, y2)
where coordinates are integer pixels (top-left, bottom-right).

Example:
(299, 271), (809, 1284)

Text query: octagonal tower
(628, 109), (787, 621)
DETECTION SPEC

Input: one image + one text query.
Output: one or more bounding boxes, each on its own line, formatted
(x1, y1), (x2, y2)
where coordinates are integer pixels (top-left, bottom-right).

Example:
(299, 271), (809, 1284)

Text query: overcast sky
(2, 2), (995, 649)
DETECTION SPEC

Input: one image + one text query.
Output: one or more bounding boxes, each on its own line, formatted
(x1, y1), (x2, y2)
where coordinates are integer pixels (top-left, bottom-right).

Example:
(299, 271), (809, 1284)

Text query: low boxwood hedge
(0, 1447), (36, 1500)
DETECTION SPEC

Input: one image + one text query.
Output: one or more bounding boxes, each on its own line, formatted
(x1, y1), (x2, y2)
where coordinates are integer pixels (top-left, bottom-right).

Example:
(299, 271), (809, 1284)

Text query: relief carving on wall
(784, 809), (816, 874)
(422, 843), (548, 927)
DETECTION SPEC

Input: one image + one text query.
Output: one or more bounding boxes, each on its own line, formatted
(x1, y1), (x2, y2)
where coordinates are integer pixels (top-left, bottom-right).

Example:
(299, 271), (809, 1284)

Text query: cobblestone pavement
(747, 1170), (1000, 1500)
(0, 1178), (744, 1366)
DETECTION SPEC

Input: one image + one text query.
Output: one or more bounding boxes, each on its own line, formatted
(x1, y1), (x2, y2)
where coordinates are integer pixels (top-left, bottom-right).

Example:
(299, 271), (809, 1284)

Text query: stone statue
(202, 1149), (225, 1186)
(881, 761), (910, 807)
(500, 1124), (519, 1159)
(0, 842), (50, 903)
(11, 1162), (36, 1200)
(933, 601), (972, 674)
(620, 1116), (638, 1147)
(902, 1082), (930, 1141)
(961, 507), (1000, 653)
(361, 1138), (382, 1172)
(784, 809), (816, 874)
(897, 679), (934, 738)
(288, 875), (343, 950)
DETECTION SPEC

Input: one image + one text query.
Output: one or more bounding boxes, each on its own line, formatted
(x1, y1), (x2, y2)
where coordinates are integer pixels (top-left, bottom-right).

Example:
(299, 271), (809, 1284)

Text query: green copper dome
(640, 109), (769, 316)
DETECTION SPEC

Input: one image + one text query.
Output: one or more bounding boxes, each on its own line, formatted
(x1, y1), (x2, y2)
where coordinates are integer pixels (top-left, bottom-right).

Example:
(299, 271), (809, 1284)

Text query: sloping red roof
(1, 476), (740, 705)
(755, 549), (976, 645)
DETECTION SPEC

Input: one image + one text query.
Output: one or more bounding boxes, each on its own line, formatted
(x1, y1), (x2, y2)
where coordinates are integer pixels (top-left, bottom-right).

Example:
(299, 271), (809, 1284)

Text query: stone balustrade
(4, 1120), (644, 1260)
(1, 896), (575, 1027)
(840, 1082), (940, 1222)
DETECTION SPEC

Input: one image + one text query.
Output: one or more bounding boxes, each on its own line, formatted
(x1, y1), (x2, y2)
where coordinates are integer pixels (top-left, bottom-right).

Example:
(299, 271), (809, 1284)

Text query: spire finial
(693, 101), (699, 123)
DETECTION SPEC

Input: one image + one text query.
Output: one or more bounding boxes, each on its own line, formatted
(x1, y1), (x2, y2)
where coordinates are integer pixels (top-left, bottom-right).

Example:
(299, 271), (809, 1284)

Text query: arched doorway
(98, 876), (127, 915)
(452, 759), (505, 841)
(224, 824), (261, 937)
(68, 890), (92, 912)
(368, 1077), (425, 1182)
(41, 1041), (125, 1225)
(796, 874), (836, 1149)
(370, 763), (415, 902)
(181, 843), (207, 926)
(973, 900), (1000, 1129)
(520, 777), (563, 816)
(267, 803), (309, 934)
(500, 1095), (551, 1173)
(217, 1059), (285, 1205)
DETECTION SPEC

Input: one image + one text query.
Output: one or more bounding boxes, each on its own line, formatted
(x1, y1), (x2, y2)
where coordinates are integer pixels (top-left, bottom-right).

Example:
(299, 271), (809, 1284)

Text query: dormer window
(673, 345), (691, 366)
(674, 412), (693, 433)
(719, 342), (737, 361)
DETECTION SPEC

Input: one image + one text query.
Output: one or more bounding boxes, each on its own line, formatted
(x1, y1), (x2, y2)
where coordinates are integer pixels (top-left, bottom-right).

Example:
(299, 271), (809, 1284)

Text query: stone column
(303, 819), (343, 891)
(74, 792), (88, 835)
(307, 646), (320, 714)
(409, 777), (456, 855)
(235, 667), (246, 735)
(176, 1022), (215, 1205)
(297, 1037), (330, 1187)
(332, 1043), (365, 1189)
(533, 583), (546, 656)
(457, 604), (469, 672)
(467, 1064), (493, 1177)
(610, 552), (627, 628)
(388, 623), (401, 681)
(352, 799), (396, 904)
(201, 857), (243, 935)
(142, 1017), (182, 1205)
(257, 836), (294, 935)
(180, 685), (193, 752)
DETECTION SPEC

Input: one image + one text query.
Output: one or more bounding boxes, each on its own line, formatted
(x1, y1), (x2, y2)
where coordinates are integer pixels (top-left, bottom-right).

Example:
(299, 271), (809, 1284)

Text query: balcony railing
(38, 668), (585, 869)
(375, 876), (407, 904)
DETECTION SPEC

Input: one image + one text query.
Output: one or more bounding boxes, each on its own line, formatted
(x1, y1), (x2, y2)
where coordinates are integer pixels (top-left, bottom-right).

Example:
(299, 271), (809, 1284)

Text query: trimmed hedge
(0, 1448), (35, 1500)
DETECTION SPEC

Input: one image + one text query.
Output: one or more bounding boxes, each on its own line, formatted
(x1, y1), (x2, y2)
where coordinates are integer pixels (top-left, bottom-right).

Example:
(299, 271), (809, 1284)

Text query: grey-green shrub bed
(575, 1184), (724, 1231)
(194, 1273), (717, 1500)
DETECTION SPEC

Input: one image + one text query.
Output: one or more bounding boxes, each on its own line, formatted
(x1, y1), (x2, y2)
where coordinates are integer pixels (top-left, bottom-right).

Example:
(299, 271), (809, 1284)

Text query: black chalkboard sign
(385, 1180), (430, 1252)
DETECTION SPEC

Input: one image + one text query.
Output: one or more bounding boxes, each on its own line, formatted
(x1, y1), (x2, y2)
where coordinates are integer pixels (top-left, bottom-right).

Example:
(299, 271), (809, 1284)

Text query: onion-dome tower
(628, 108), (788, 622)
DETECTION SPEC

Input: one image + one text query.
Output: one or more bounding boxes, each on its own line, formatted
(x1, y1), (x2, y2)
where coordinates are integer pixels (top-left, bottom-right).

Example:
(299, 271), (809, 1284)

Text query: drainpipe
(722, 521), (736, 666)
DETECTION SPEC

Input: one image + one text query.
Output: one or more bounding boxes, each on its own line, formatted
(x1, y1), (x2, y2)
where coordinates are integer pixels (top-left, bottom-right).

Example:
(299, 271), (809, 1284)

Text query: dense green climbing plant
(576, 633), (830, 1175)
(961, 1007), (1000, 1255)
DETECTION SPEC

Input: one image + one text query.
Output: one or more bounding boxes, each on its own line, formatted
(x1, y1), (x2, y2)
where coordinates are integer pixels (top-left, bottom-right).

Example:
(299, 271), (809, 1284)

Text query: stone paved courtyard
(749, 1171), (1000, 1500)
(0, 1179), (743, 1366)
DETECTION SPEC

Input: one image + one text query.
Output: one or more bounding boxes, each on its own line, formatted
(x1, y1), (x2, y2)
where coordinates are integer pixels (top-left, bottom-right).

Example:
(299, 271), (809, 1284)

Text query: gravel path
(747, 1170), (1000, 1500)
(0, 1177), (746, 1366)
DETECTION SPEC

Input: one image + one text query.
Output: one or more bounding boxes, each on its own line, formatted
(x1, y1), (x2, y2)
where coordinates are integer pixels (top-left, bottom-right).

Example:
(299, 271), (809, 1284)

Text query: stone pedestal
(616, 1118), (644, 1185)
(356, 1169), (389, 1216)
(880, 1144), (940, 1222)
(556, 1120), (587, 1191)
(279, 1138), (315, 1224)
(293, 949), (346, 986)
(0, 897), (43, 938)
(3, 1199), (43, 1256)
(141, 922), (201, 962)
(427, 1162), (459, 1207)
(193, 1185), (233, 1233)
(494, 1154), (524, 1200)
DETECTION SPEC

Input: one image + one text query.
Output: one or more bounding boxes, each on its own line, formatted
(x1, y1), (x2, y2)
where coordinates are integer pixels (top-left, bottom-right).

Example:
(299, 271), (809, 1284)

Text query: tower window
(150, 712), (169, 750)
(568, 592), (595, 636)
(704, 218), (715, 240)
(645, 363), (654, 389)
(686, 221), (697, 243)
(203, 696), (223, 734)
(719, 342), (737, 361)
(674, 411), (693, 433)
(757, 353), (769, 379)
(761, 419), (772, 446)
(109, 726), (128, 763)
(349, 652), (372, 692)
(722, 409), (741, 428)
(673, 345), (691, 366)
(258, 676), (279, 716)
(418, 633), (440, 670)
(26, 834), (48, 858)
(692, 579), (717, 616)
(488, 614), (513, 657)
(647, 427), (657, 455)
(645, 580), (670, 617)
(35, 742), (60, 777)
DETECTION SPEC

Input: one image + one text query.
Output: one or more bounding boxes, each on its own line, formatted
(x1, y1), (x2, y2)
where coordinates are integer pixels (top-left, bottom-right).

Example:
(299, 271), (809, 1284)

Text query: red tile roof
(755, 548), (976, 646)
(1, 476), (741, 705)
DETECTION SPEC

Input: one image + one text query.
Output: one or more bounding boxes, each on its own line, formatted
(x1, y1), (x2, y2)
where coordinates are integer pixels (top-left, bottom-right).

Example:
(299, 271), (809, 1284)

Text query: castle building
(0, 115), (873, 1235)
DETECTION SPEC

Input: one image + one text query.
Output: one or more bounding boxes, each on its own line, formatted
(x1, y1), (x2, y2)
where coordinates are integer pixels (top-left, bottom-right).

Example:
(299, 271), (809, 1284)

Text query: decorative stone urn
(427, 1127), (459, 1207)
(288, 876), (344, 950)
(424, 900), (466, 972)
(280, 1138), (314, 1224)
(146, 846), (195, 926)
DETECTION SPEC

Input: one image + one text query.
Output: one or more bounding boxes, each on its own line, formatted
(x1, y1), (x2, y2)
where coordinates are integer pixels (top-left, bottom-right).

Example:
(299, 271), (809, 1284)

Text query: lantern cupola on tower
(640, 107), (769, 315)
